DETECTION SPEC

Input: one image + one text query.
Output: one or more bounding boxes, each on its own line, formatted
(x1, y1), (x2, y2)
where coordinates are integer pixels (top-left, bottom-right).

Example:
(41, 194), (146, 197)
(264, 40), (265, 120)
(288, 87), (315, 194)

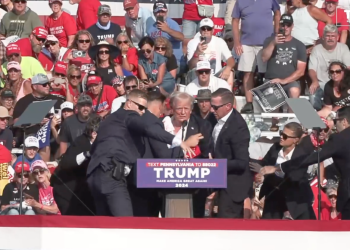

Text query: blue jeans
(309, 88), (324, 111)
(182, 20), (201, 39)
(1, 207), (36, 215)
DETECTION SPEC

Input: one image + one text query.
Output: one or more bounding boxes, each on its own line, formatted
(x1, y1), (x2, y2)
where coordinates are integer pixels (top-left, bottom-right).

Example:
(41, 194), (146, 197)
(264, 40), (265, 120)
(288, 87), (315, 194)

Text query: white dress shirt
(163, 116), (189, 148)
(275, 147), (295, 178)
(212, 109), (233, 147)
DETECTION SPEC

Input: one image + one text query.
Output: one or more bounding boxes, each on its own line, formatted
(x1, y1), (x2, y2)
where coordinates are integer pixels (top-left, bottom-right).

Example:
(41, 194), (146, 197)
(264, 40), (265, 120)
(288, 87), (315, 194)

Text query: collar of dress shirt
(278, 147), (295, 161)
(218, 109), (233, 124)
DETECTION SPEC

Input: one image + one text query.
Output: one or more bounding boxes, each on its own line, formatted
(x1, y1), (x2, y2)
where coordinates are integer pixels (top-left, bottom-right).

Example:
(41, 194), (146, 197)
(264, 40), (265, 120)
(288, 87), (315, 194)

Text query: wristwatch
(122, 55), (127, 59)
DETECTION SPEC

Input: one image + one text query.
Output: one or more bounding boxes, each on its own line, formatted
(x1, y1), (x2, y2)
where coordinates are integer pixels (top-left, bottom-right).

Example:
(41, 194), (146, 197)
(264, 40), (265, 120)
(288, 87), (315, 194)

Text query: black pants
(218, 189), (244, 218)
(341, 199), (350, 220)
(87, 167), (133, 217)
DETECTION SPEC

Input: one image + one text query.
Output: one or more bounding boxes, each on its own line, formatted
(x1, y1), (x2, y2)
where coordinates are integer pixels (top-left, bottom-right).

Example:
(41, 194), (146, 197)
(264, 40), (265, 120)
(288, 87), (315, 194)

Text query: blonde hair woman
(155, 37), (178, 78)
(25, 160), (60, 215)
(114, 32), (139, 76)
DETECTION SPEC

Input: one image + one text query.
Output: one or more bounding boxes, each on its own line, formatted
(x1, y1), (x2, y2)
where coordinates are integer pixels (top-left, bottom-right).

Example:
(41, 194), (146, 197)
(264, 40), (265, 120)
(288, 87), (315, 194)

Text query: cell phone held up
(156, 16), (164, 23)
(72, 50), (87, 58)
(200, 36), (207, 44)
(278, 27), (285, 37)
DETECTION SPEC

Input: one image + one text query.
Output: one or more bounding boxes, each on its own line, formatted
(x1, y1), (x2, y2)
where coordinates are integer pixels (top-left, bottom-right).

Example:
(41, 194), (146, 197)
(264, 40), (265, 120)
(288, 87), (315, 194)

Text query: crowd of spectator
(0, 0), (347, 220)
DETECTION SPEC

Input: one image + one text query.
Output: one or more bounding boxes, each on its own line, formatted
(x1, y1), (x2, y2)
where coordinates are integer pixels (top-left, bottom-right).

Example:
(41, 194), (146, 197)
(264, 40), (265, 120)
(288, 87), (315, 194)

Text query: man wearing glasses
(0, 0), (42, 38)
(261, 106), (350, 220)
(87, 89), (202, 217)
(210, 88), (251, 218)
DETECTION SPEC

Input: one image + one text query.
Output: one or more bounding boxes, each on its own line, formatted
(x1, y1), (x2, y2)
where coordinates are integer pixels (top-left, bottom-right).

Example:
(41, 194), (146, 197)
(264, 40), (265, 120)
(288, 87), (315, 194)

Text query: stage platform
(0, 216), (349, 250)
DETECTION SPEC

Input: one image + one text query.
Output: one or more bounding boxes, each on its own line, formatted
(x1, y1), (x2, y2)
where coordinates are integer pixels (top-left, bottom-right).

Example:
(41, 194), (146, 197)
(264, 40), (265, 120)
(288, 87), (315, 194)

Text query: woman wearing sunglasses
(24, 160), (60, 215)
(63, 30), (95, 80)
(115, 33), (139, 77)
(1, 162), (38, 215)
(44, 35), (69, 64)
(321, 182), (341, 220)
(138, 36), (176, 96)
(251, 122), (317, 220)
(111, 75), (139, 113)
(154, 37), (178, 79)
(88, 41), (124, 86)
(318, 62), (350, 118)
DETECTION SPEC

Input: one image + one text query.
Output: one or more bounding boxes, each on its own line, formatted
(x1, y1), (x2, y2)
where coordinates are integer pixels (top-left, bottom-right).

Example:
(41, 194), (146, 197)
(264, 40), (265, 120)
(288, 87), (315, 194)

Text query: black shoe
(240, 102), (254, 114)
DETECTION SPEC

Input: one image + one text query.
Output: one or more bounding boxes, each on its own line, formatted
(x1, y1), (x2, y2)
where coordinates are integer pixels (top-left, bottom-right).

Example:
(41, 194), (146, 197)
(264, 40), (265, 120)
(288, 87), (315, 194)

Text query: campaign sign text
(137, 159), (227, 188)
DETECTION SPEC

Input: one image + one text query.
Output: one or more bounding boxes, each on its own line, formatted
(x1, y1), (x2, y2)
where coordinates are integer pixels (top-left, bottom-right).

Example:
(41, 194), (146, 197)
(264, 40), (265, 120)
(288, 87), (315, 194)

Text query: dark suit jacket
(142, 110), (173, 159)
(213, 108), (251, 202)
(259, 136), (315, 219)
(170, 114), (214, 159)
(51, 134), (95, 215)
(87, 108), (175, 175)
(281, 127), (350, 212)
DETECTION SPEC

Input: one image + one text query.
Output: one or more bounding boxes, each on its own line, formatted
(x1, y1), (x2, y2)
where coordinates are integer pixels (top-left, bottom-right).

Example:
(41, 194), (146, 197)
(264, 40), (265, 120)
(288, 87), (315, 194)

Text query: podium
(137, 158), (227, 218)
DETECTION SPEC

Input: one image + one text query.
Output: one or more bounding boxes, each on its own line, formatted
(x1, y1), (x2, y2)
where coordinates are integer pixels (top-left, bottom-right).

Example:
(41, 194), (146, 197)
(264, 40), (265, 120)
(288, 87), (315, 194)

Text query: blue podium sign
(136, 159), (227, 188)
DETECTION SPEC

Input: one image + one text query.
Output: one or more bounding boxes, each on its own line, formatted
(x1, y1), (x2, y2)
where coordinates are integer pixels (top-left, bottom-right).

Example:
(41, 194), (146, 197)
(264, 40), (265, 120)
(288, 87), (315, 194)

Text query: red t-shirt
(212, 17), (225, 37)
(310, 178), (331, 219)
(321, 207), (342, 220)
(87, 85), (118, 114)
(39, 185), (61, 215)
(318, 8), (348, 40)
(45, 12), (77, 47)
(50, 84), (80, 102)
(115, 47), (139, 77)
(76, 0), (101, 30)
(38, 52), (54, 71)
(183, 0), (213, 21)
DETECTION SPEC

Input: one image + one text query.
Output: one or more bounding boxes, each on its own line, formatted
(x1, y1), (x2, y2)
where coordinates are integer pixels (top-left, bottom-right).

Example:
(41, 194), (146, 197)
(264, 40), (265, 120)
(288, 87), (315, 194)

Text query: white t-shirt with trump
(185, 74), (231, 97)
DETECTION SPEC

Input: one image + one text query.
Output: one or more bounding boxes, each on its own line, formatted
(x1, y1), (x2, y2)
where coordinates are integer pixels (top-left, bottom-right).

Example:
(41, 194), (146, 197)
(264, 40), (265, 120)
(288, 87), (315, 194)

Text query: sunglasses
(329, 194), (337, 199)
(78, 39), (91, 44)
(211, 103), (229, 111)
(41, 82), (50, 87)
(8, 53), (20, 58)
(117, 40), (128, 44)
(225, 38), (233, 42)
(32, 169), (46, 175)
(99, 50), (110, 55)
(70, 75), (81, 79)
(35, 36), (46, 43)
(17, 173), (29, 178)
(281, 23), (292, 28)
(129, 99), (147, 111)
(280, 131), (297, 140)
(141, 49), (152, 54)
(54, 73), (65, 77)
(45, 42), (57, 48)
(200, 26), (213, 31)
(321, 127), (330, 133)
(14, 0), (27, 3)
(329, 69), (342, 74)
(126, 85), (137, 90)
(155, 46), (166, 51)
(198, 69), (211, 75)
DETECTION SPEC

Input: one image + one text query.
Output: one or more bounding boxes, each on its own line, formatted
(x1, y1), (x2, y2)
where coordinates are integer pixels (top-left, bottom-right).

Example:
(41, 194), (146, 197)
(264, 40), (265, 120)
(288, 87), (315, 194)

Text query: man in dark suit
(51, 116), (102, 216)
(87, 89), (202, 217)
(252, 122), (316, 220)
(261, 107), (350, 219)
(210, 88), (251, 218)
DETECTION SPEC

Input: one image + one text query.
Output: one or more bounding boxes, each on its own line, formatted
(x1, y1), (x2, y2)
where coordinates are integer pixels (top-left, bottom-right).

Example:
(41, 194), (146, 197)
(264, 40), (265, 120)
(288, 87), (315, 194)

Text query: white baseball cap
(46, 35), (59, 42)
(196, 61), (211, 71)
(60, 101), (74, 111)
(24, 136), (39, 148)
(199, 18), (214, 28)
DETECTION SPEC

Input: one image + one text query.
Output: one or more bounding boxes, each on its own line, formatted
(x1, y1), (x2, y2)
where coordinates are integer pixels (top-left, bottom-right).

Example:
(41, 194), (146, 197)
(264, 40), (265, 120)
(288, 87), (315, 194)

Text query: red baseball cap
(54, 61), (67, 76)
(14, 162), (30, 173)
(6, 44), (20, 56)
(87, 75), (102, 86)
(123, 0), (138, 10)
(32, 27), (48, 39)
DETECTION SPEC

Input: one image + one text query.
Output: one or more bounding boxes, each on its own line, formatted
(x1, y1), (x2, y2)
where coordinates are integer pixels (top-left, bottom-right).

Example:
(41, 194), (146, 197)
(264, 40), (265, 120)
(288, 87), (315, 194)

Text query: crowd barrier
(0, 216), (350, 250)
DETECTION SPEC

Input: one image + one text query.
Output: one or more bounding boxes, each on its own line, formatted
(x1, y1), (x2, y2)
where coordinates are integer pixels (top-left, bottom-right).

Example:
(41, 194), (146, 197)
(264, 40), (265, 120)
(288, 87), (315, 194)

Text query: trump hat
(54, 61), (68, 76)
(6, 44), (20, 56)
(32, 27), (48, 39)
(14, 162), (30, 173)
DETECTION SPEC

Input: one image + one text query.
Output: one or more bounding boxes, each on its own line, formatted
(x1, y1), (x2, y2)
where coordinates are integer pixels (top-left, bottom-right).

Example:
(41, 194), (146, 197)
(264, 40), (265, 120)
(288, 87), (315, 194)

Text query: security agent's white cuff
(76, 152), (86, 165)
(275, 164), (285, 178)
(170, 137), (182, 149)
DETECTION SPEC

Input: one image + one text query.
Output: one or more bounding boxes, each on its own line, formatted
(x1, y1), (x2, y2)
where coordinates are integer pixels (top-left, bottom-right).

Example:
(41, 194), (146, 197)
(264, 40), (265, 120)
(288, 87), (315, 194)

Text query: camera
(73, 50), (87, 58)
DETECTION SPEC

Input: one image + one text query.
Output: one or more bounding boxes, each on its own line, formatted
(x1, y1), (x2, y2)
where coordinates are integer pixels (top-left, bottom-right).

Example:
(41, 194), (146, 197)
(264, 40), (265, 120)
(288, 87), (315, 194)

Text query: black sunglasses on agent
(279, 131), (297, 140)
(128, 99), (147, 111)
(211, 103), (229, 111)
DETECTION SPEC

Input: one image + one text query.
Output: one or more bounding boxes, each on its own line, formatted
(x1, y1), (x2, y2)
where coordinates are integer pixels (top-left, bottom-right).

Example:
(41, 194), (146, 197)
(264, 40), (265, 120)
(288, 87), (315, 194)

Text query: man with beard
(13, 27), (55, 72)
(59, 94), (93, 156)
